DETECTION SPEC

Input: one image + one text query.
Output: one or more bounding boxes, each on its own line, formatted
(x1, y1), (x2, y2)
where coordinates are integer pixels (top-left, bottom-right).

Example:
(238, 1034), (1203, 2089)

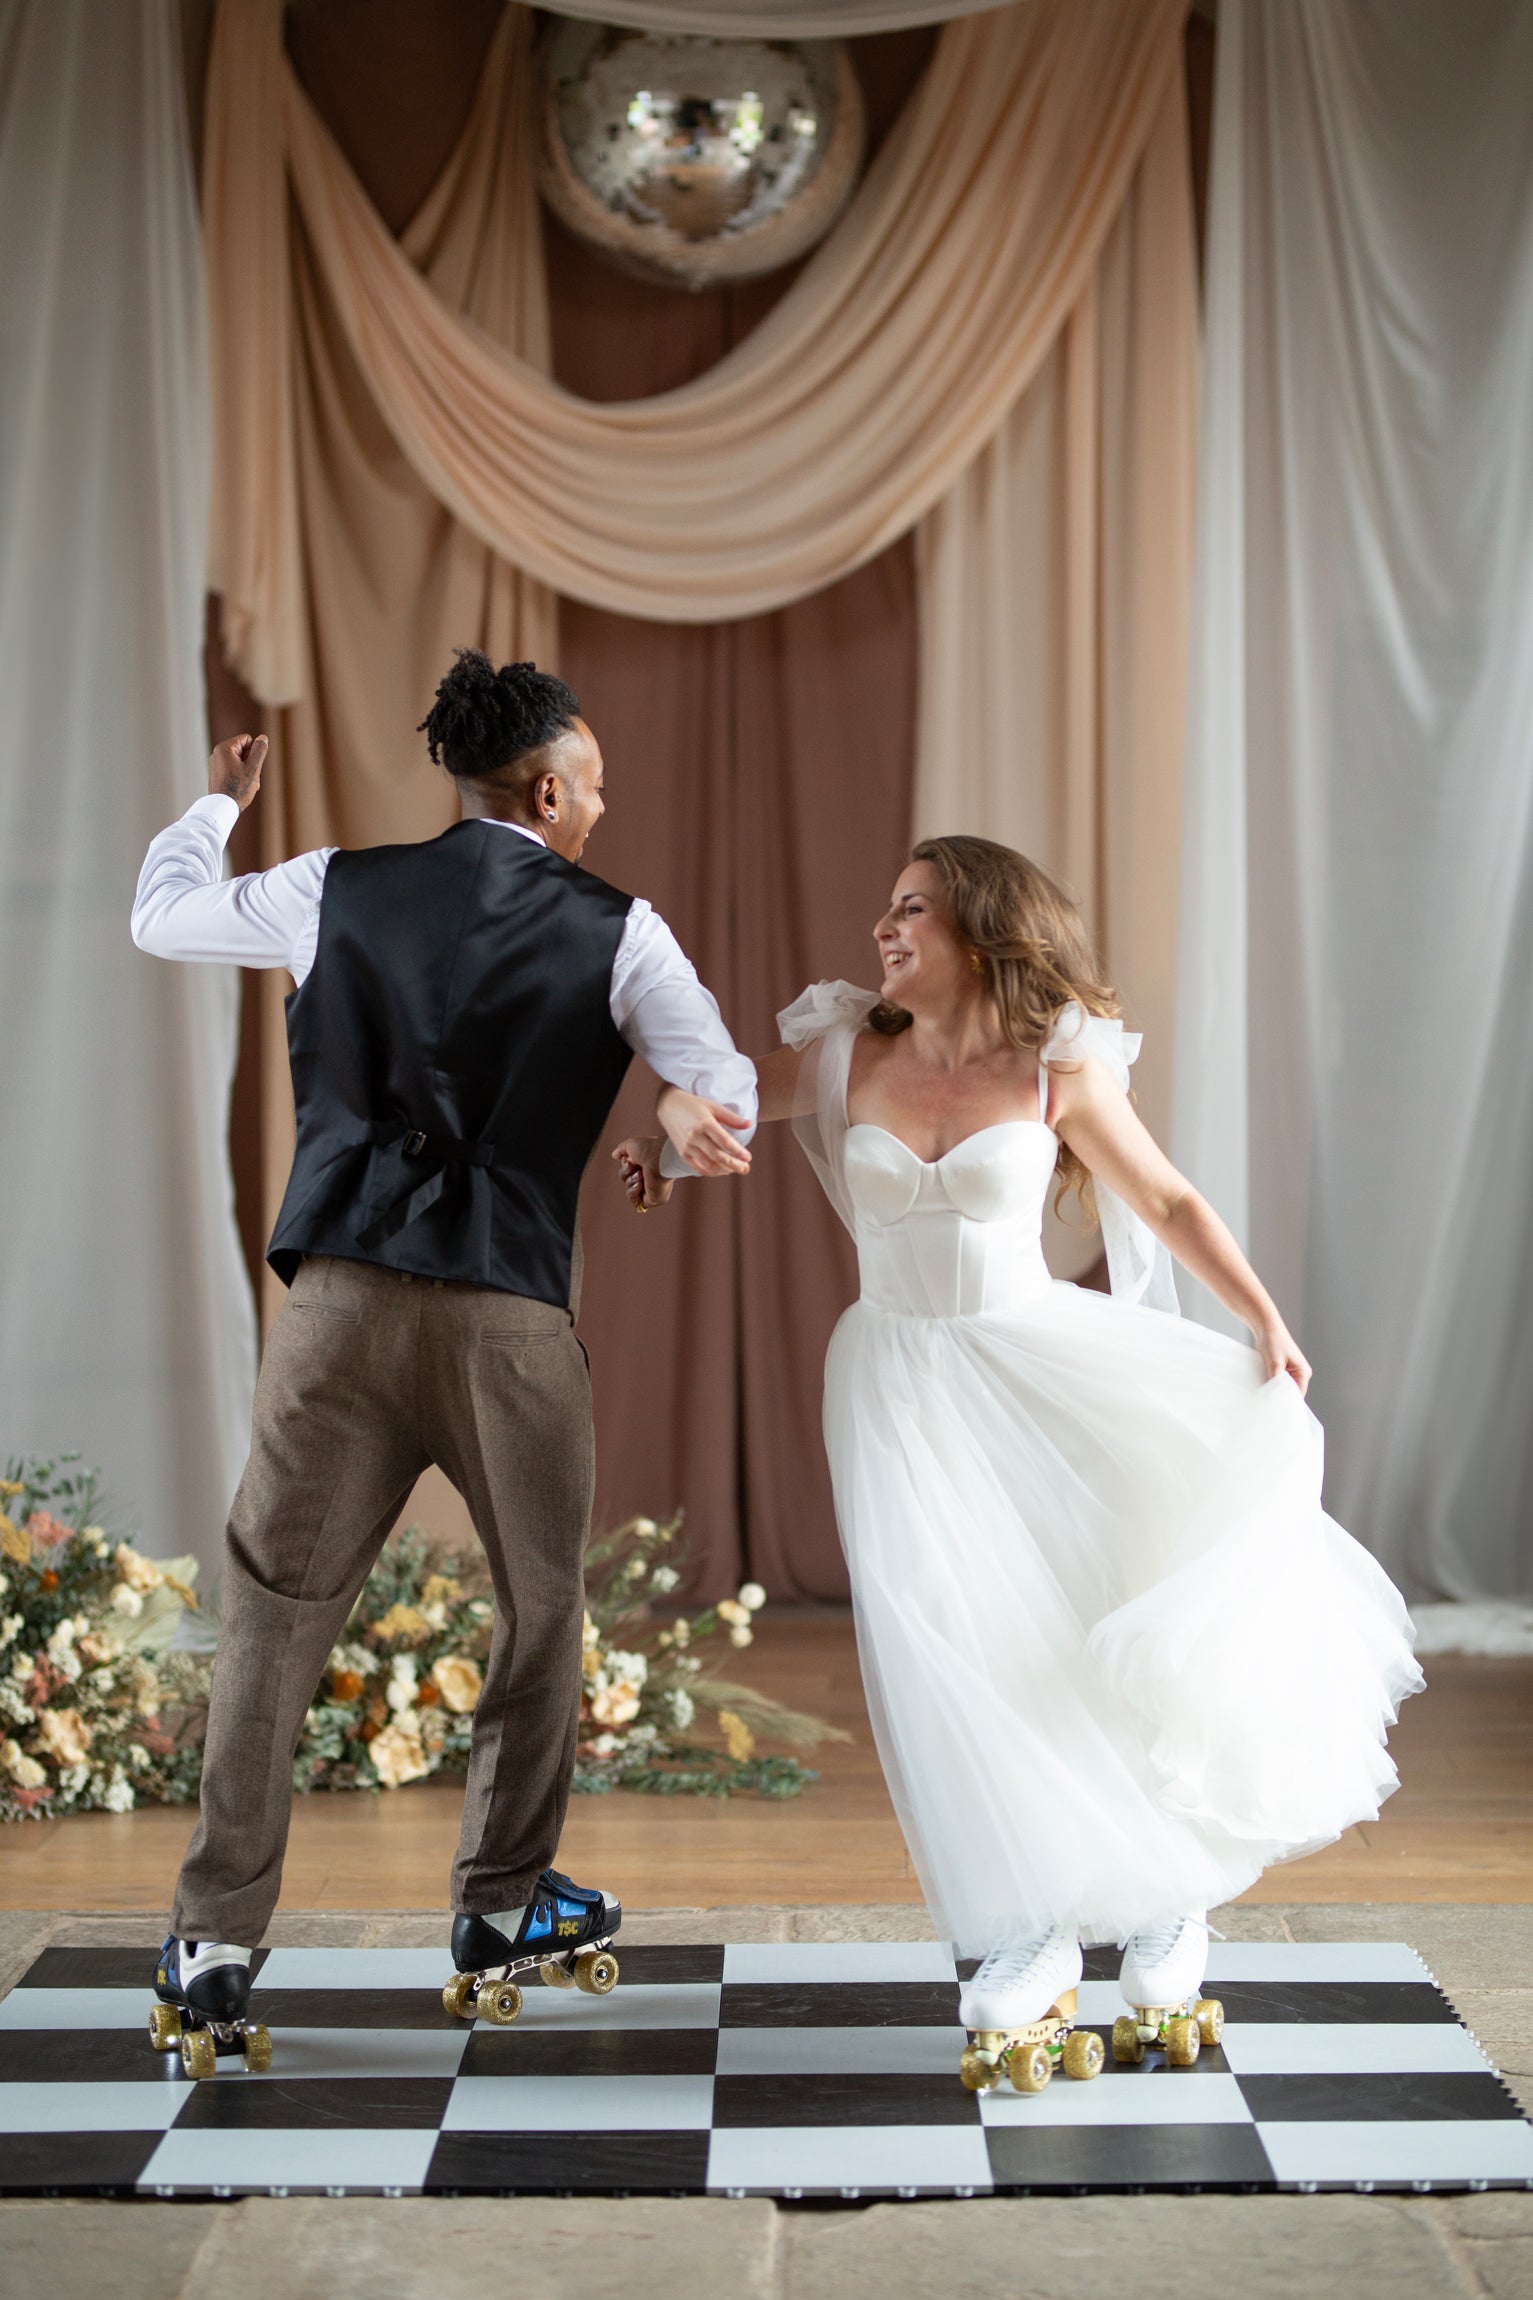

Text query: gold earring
(970, 951), (985, 976)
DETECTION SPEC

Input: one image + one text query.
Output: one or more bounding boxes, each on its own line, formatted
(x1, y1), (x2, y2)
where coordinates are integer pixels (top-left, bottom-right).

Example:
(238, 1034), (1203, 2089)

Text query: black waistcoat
(267, 821), (633, 1305)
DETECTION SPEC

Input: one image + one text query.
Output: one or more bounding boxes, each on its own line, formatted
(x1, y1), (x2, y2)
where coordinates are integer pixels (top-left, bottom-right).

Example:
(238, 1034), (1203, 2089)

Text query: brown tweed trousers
(171, 1254), (594, 1945)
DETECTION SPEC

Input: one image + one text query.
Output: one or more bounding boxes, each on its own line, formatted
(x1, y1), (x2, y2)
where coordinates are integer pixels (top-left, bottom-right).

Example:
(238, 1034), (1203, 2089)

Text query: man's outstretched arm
(610, 905), (756, 1186)
(131, 734), (333, 977)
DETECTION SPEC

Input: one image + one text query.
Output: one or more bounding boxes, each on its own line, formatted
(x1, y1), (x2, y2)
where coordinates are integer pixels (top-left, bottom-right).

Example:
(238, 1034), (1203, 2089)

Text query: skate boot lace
(976, 1931), (1072, 1988)
(1121, 1915), (1226, 1961)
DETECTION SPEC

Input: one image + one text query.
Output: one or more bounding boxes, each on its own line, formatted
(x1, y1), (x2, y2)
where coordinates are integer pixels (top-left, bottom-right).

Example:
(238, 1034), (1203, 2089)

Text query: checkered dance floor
(3, 1939), (1530, 2198)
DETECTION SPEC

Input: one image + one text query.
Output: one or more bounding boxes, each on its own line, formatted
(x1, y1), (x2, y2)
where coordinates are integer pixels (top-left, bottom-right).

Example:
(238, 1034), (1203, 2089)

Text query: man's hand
(657, 1086), (752, 1178)
(209, 733), (268, 811)
(613, 1136), (672, 1212)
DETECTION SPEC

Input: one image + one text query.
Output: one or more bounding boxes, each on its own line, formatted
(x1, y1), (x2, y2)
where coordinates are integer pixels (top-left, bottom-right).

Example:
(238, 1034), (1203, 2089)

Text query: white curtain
(0, 1), (254, 1577)
(1175, 0), (1533, 1601)
(541, 0), (1013, 35)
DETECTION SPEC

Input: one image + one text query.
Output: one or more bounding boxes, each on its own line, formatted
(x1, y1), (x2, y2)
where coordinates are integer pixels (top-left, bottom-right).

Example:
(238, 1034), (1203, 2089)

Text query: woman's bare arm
(1050, 1058), (1312, 1392)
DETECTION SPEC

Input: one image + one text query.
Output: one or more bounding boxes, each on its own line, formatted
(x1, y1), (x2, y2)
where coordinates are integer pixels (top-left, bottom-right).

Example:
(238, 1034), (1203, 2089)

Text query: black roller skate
(442, 1868), (621, 2026)
(149, 1936), (271, 2079)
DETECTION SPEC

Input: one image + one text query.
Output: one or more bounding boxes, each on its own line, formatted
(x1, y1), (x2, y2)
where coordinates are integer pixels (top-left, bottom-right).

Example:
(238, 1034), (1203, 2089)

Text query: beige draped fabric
(207, 0), (1187, 697)
(916, 61), (1197, 1168)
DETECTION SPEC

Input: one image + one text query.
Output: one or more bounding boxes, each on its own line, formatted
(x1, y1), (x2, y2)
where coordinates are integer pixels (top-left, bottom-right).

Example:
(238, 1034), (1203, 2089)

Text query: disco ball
(535, 23), (866, 293)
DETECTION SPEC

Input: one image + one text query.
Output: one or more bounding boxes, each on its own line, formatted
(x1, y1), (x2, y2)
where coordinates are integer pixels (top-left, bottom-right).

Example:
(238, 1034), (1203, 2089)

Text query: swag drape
(1175, 0), (1533, 1600)
(0, 0), (254, 1577)
(540, 1), (1017, 34)
(207, 0), (1187, 688)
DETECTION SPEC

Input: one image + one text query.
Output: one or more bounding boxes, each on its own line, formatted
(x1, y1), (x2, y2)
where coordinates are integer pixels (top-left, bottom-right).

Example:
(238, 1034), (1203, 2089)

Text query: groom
(131, 652), (754, 2027)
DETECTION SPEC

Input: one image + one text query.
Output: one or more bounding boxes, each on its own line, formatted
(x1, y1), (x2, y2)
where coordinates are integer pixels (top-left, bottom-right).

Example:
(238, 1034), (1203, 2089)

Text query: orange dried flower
(330, 1669), (365, 1702)
(359, 1718), (381, 1742)
(416, 1680), (441, 1706)
(38, 1570), (58, 1592)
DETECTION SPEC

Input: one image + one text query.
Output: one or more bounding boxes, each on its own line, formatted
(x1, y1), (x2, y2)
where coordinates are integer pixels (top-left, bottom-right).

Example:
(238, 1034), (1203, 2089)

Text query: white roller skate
(1113, 1913), (1224, 2067)
(149, 1937), (271, 2079)
(957, 1927), (1103, 2095)
(442, 1867), (622, 2025)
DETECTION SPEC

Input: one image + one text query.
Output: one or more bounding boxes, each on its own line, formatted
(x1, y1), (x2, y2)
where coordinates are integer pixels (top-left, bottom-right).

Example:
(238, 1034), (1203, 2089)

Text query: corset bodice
(844, 1121), (1058, 1317)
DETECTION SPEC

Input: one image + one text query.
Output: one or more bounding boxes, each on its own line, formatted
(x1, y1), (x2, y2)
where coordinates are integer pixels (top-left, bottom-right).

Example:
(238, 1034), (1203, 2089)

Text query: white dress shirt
(132, 796), (756, 1170)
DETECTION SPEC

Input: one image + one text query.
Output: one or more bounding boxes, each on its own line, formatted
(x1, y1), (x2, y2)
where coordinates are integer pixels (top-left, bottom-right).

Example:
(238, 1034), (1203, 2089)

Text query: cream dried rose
(716, 1598), (750, 1627)
(589, 1679), (641, 1727)
(430, 1655), (483, 1714)
(369, 1715), (430, 1789)
(36, 1707), (93, 1766)
(113, 1544), (164, 1595)
(1, 1737), (46, 1788)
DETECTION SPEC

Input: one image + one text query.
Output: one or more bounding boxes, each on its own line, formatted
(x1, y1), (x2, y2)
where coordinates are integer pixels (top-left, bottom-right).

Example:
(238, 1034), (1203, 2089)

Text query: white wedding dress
(782, 983), (1423, 1957)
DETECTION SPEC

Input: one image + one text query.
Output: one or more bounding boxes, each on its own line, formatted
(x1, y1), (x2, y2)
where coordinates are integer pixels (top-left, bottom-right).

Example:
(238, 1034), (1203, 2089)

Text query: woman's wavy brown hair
(869, 834), (1119, 1223)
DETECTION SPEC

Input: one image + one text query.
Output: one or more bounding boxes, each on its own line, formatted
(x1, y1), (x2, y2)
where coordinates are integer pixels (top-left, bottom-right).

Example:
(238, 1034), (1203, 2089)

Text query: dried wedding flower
(430, 1655), (483, 1714)
(36, 1707), (93, 1766)
(369, 1714), (430, 1789)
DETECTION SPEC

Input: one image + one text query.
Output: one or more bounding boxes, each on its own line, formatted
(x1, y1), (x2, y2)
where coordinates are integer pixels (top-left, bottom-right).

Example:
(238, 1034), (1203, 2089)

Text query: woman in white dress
(618, 836), (1422, 2054)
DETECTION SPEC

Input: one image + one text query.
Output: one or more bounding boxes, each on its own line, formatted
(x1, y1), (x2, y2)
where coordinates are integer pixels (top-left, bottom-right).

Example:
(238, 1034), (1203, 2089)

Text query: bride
(617, 834), (1422, 2053)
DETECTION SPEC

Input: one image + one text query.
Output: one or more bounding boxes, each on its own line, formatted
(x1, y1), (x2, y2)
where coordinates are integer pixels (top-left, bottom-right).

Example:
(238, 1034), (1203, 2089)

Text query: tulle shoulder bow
(1042, 1001), (1179, 1316)
(777, 980), (879, 1048)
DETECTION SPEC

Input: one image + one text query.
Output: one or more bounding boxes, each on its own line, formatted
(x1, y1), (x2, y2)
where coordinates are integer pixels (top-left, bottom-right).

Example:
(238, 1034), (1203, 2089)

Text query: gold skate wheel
(1195, 1996), (1224, 2047)
(1165, 2014), (1201, 2067)
(181, 2028), (217, 2080)
(540, 1957), (577, 1990)
(959, 2047), (1001, 2093)
(1112, 2015), (1144, 2065)
(242, 2024), (273, 2074)
(1008, 2041), (1053, 2094)
(442, 1971), (479, 2020)
(1062, 2027), (1105, 2081)
(148, 2003), (182, 2053)
(574, 1948), (618, 1996)
(478, 1980), (523, 2026)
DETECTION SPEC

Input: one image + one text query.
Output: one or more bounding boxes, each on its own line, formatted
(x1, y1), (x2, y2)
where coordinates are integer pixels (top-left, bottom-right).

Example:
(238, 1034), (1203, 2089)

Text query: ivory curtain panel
(1175, 0), (1533, 1600)
(0, 0), (255, 1577)
(206, 0), (1187, 693)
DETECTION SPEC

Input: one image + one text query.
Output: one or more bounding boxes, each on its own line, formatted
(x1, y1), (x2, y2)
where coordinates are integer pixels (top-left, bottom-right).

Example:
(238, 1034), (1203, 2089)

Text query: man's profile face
(546, 719), (606, 862)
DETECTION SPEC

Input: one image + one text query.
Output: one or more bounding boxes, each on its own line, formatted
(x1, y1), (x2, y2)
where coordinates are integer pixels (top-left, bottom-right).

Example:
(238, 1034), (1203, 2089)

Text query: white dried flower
(667, 1688), (695, 1730)
(738, 1582), (767, 1612)
(102, 1768), (135, 1813)
(649, 1565), (679, 1595)
(127, 1744), (150, 1770)
(589, 1732), (617, 1757)
(729, 1625), (754, 1649)
(0, 1570), (8, 1599)
(603, 1650), (648, 1690)
(671, 1617), (691, 1648)
(386, 1655), (418, 1712)
(109, 1583), (144, 1619)
(632, 1518), (658, 1538)
(0, 1682), (31, 1726)
(0, 1613), (22, 1652)
(717, 1598), (750, 1627)
(589, 1679), (641, 1727)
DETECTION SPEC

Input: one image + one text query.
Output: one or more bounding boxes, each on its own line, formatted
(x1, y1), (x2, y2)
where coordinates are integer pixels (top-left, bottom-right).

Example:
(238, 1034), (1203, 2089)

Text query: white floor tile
(253, 1948), (446, 1992)
(980, 2073), (1253, 2128)
(1222, 2023), (1495, 2077)
(1203, 1945), (1428, 1986)
(707, 2123), (992, 2194)
(443, 2074), (715, 2132)
(139, 2126), (438, 2193)
(716, 2026), (968, 2077)
(1258, 2118), (1533, 2186)
(0, 2081), (186, 2133)
(722, 1943), (957, 1987)
(228, 2028), (470, 2081)
(1074, 1980), (1133, 2023)
(0, 1991), (151, 2032)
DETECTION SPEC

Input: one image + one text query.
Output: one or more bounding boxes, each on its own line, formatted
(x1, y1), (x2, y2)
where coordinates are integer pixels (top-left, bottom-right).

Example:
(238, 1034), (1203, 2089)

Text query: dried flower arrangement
(1, 1456), (843, 1820)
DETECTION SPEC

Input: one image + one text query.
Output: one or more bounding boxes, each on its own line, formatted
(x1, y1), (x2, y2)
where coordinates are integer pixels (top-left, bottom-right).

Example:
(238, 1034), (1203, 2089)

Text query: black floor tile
(986, 2120), (1274, 2191)
(459, 2027), (719, 2078)
(12, 1947), (271, 1991)
(719, 1983), (960, 2030)
(0, 2129), (167, 2192)
(608, 1946), (726, 1986)
(712, 2073), (979, 2128)
(172, 2077), (456, 2130)
(1235, 2071), (1525, 2124)
(1211, 1982), (1457, 2026)
(425, 2129), (711, 2194)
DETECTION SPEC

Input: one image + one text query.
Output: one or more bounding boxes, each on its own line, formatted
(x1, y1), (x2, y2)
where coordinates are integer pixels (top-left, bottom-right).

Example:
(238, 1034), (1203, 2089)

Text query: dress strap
(1036, 1052), (1050, 1130)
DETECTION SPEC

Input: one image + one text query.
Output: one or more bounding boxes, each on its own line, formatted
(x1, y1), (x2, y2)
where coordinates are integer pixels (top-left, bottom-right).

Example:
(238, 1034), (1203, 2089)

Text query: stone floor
(3, 1901), (1530, 2300)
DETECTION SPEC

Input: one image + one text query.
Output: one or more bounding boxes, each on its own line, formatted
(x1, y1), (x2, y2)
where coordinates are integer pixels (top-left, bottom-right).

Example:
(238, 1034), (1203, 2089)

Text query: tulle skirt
(823, 1284), (1424, 1958)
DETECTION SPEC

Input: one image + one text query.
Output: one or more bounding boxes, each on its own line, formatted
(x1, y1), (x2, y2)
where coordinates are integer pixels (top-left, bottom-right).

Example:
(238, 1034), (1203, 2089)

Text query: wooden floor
(4, 1619), (1530, 1912)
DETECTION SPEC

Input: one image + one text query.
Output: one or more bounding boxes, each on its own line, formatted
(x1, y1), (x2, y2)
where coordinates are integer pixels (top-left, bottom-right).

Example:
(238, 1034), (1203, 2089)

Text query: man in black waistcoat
(131, 653), (755, 2043)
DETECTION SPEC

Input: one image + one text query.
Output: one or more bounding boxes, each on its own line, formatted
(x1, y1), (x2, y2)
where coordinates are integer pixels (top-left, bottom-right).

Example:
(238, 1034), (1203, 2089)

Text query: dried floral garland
(1, 1455), (842, 1821)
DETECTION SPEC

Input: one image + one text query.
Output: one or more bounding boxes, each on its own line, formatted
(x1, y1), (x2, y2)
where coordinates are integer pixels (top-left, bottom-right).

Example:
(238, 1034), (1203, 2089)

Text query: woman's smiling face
(874, 862), (970, 1008)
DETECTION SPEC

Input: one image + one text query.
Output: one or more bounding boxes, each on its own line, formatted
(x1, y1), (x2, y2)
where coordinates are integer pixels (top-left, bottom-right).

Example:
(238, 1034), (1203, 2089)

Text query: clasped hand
(612, 1086), (751, 1211)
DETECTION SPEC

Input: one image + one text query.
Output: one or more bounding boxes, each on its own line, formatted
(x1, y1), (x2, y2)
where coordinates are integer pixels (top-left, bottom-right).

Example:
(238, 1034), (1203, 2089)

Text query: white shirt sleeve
(612, 900), (757, 1179)
(130, 794), (334, 981)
